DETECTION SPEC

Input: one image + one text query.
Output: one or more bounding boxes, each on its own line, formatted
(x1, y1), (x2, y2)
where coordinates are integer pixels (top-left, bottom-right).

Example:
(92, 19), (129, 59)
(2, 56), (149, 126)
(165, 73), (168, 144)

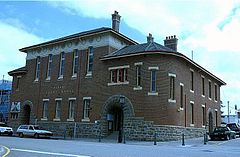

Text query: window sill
(53, 118), (60, 122)
(67, 118), (75, 122)
(190, 90), (194, 93)
(45, 77), (51, 82)
(168, 99), (176, 103)
(58, 76), (63, 81)
(214, 100), (218, 103)
(202, 125), (206, 128)
(108, 82), (129, 86)
(177, 107), (184, 112)
(33, 79), (39, 83)
(201, 95), (205, 97)
(41, 118), (48, 121)
(190, 124), (195, 127)
(81, 118), (90, 122)
(85, 73), (92, 78)
(133, 86), (142, 90)
(209, 98), (212, 100)
(71, 75), (77, 80)
(148, 92), (158, 96)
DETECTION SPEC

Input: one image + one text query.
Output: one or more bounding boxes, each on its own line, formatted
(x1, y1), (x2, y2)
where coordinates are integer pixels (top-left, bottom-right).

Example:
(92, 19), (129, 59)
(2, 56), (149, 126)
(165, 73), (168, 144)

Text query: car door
(28, 126), (35, 136)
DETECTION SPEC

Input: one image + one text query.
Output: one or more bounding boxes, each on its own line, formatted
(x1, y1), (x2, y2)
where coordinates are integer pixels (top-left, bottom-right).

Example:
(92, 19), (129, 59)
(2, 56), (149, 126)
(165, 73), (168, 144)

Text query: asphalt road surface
(1, 136), (240, 157)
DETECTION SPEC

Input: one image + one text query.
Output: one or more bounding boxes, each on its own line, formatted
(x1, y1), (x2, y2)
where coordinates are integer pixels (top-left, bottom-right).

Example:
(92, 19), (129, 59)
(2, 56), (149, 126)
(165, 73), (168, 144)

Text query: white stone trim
(168, 99), (176, 103)
(83, 97), (91, 100)
(133, 86), (142, 91)
(41, 118), (48, 121)
(190, 68), (194, 72)
(202, 95), (205, 97)
(202, 125), (206, 128)
(67, 118), (75, 122)
(180, 83), (184, 86)
(190, 124), (195, 127)
(108, 81), (129, 86)
(55, 98), (62, 101)
(215, 109), (218, 111)
(148, 92), (158, 96)
(81, 118), (90, 122)
(134, 62), (143, 66)
(17, 76), (22, 78)
(42, 99), (49, 101)
(168, 73), (176, 77)
(108, 65), (130, 70)
(53, 118), (60, 122)
(202, 104), (206, 108)
(190, 101), (194, 104)
(148, 67), (159, 70)
(190, 90), (194, 93)
(201, 75), (205, 78)
(68, 98), (77, 100)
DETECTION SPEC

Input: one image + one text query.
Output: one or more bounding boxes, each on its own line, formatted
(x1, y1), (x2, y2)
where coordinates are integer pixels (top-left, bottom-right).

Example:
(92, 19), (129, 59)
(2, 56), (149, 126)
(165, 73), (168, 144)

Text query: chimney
(164, 35), (178, 51)
(147, 33), (154, 43)
(112, 11), (121, 32)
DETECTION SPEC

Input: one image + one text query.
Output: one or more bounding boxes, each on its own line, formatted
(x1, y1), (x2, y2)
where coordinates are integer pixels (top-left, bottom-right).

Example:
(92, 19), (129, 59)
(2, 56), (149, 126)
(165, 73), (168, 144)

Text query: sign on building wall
(10, 102), (20, 112)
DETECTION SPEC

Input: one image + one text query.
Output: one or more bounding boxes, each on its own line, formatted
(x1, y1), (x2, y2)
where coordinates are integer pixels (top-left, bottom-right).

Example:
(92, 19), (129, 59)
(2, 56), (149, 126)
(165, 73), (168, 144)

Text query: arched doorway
(22, 105), (31, 125)
(208, 112), (214, 133)
(107, 105), (122, 133)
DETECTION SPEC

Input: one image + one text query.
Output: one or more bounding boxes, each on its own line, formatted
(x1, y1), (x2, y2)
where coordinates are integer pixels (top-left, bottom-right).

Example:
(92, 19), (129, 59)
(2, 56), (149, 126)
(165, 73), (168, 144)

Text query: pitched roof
(19, 27), (137, 52)
(8, 67), (27, 76)
(101, 42), (226, 86)
(102, 42), (175, 59)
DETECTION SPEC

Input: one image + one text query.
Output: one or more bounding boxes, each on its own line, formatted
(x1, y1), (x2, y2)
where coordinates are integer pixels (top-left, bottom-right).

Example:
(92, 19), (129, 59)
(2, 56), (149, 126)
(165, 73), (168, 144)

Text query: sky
(0, 0), (240, 114)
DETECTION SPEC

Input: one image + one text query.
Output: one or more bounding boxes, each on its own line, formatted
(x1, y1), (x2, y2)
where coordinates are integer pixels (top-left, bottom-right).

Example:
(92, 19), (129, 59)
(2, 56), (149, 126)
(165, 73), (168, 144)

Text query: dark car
(226, 123), (240, 136)
(210, 126), (236, 140)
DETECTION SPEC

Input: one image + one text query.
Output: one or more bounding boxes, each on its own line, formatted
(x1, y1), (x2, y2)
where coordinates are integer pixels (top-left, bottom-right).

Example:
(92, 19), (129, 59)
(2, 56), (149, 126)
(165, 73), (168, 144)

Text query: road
(1, 136), (240, 157)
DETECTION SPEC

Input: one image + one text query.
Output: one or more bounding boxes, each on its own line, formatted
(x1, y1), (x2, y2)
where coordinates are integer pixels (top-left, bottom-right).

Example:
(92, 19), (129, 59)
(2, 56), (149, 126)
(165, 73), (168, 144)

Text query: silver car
(16, 125), (53, 138)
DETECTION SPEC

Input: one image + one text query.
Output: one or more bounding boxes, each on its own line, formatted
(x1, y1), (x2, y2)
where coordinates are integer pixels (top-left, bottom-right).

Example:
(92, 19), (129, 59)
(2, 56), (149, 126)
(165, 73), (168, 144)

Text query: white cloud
(0, 21), (44, 80)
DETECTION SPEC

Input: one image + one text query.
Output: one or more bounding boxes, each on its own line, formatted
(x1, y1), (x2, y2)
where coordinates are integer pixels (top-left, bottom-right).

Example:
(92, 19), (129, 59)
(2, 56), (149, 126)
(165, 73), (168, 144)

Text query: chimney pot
(112, 10), (121, 32)
(147, 33), (154, 43)
(164, 35), (178, 51)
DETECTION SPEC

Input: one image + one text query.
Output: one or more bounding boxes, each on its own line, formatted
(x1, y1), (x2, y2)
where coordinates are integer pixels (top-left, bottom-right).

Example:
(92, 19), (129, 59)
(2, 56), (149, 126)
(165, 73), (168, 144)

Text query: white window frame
(208, 80), (212, 100)
(58, 52), (65, 79)
(41, 99), (49, 121)
(190, 69), (194, 93)
(134, 62), (143, 90)
(72, 49), (79, 78)
(35, 56), (41, 82)
(82, 97), (91, 122)
(148, 67), (158, 96)
(168, 73), (176, 103)
(108, 65), (130, 86)
(190, 101), (194, 126)
(53, 98), (62, 121)
(86, 47), (94, 77)
(67, 98), (76, 121)
(202, 104), (206, 127)
(46, 54), (53, 81)
(214, 83), (218, 102)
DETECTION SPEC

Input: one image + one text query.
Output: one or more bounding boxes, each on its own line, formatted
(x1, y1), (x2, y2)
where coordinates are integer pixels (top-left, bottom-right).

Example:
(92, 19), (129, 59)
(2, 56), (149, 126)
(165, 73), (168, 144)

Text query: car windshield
(33, 126), (40, 130)
(215, 127), (228, 132)
(0, 123), (8, 127)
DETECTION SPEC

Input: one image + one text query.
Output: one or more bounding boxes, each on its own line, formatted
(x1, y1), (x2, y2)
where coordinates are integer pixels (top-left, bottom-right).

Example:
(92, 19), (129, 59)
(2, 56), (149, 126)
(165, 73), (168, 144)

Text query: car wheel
(34, 133), (39, 139)
(8, 132), (13, 136)
(19, 133), (24, 138)
(226, 135), (230, 140)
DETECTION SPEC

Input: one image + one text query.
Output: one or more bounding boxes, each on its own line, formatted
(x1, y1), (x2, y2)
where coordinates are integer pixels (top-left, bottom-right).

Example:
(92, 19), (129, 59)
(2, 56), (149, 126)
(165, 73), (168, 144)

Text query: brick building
(8, 11), (225, 141)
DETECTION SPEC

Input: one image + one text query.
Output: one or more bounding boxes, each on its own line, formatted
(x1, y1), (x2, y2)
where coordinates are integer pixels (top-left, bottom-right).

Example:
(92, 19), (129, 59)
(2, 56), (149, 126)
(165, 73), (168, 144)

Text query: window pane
(151, 70), (156, 92)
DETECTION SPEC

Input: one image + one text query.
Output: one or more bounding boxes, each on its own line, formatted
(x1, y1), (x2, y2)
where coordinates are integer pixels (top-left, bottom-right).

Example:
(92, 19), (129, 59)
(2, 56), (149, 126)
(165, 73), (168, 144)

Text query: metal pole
(228, 101), (230, 123)
(154, 132), (157, 145)
(73, 122), (77, 139)
(182, 133), (185, 146)
(204, 133), (206, 145)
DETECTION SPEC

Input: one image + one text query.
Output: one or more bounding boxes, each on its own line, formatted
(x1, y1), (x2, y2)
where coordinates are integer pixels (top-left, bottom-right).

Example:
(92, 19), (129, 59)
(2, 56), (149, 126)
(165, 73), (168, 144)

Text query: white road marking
(11, 148), (91, 157)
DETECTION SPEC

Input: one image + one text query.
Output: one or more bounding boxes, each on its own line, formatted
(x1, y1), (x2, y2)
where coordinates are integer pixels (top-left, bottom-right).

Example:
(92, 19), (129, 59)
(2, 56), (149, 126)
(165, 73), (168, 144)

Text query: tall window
(83, 98), (91, 120)
(190, 70), (194, 91)
(209, 81), (212, 99)
(150, 70), (157, 92)
(46, 54), (53, 80)
(136, 65), (141, 87)
(16, 76), (21, 90)
(190, 102), (194, 125)
(35, 56), (41, 81)
(68, 99), (75, 120)
(202, 105), (206, 126)
(214, 84), (218, 101)
(72, 50), (79, 77)
(59, 52), (65, 78)
(169, 74), (176, 100)
(42, 100), (49, 119)
(202, 76), (205, 96)
(180, 84), (184, 108)
(86, 47), (94, 76)
(55, 99), (61, 119)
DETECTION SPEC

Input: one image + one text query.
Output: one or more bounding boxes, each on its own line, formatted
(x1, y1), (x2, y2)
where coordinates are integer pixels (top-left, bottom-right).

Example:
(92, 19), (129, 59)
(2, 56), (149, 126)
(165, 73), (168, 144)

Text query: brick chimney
(147, 33), (154, 43)
(112, 11), (121, 32)
(164, 35), (178, 51)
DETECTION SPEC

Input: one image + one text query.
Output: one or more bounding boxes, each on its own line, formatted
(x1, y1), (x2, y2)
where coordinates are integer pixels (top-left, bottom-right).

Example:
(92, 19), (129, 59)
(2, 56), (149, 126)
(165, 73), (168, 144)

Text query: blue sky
(0, 0), (240, 114)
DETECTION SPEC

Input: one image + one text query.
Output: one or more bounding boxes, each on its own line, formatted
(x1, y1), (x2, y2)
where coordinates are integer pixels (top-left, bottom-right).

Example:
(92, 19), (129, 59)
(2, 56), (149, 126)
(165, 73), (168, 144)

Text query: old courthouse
(8, 11), (226, 141)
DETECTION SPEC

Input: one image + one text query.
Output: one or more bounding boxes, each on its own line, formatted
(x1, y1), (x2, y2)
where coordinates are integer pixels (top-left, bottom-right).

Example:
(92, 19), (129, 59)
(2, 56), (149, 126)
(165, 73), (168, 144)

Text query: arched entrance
(208, 112), (214, 133)
(101, 95), (135, 142)
(22, 105), (31, 125)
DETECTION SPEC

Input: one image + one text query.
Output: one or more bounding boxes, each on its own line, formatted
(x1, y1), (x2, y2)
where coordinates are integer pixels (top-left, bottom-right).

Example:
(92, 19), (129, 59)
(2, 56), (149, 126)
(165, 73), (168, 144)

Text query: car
(210, 126), (236, 140)
(226, 123), (240, 136)
(16, 125), (53, 138)
(0, 122), (13, 136)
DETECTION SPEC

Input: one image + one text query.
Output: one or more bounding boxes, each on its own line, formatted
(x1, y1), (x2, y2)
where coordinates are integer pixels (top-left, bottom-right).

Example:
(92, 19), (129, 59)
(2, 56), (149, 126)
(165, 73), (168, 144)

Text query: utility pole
(228, 101), (230, 123)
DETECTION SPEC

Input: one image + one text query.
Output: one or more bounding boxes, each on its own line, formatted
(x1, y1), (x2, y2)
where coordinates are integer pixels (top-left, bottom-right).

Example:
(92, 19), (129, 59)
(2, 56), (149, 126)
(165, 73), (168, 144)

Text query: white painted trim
(55, 98), (62, 101)
(58, 76), (63, 80)
(133, 86), (142, 91)
(17, 76), (22, 78)
(190, 101), (194, 104)
(148, 67), (159, 70)
(83, 97), (91, 100)
(67, 118), (75, 122)
(108, 65), (130, 70)
(148, 92), (158, 96)
(201, 75), (205, 78)
(190, 124), (195, 127)
(71, 74), (77, 79)
(202, 125), (206, 128)
(215, 109), (218, 111)
(190, 90), (194, 93)
(43, 99), (49, 101)
(168, 99), (176, 103)
(209, 98), (212, 100)
(81, 118), (90, 122)
(180, 83), (184, 86)
(168, 73), (176, 77)
(68, 98), (77, 100)
(190, 68), (194, 72)
(202, 104), (206, 108)
(134, 62), (143, 66)
(53, 118), (61, 122)
(202, 95), (205, 97)
(108, 81), (129, 86)
(41, 118), (48, 121)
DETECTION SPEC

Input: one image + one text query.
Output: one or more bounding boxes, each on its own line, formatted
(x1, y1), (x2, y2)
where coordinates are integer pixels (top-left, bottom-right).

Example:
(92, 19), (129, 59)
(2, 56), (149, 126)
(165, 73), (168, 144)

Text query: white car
(16, 125), (53, 138)
(0, 122), (13, 136)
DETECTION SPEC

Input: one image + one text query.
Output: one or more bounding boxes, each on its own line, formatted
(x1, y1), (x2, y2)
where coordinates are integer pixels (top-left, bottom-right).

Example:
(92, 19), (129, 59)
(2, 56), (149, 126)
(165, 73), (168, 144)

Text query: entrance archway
(21, 100), (33, 125)
(208, 112), (214, 133)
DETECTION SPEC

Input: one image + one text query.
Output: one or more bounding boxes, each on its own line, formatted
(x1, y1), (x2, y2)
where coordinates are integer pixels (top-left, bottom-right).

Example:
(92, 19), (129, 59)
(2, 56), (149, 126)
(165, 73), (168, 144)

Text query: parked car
(210, 126), (236, 140)
(0, 122), (13, 136)
(16, 125), (53, 138)
(226, 123), (240, 136)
